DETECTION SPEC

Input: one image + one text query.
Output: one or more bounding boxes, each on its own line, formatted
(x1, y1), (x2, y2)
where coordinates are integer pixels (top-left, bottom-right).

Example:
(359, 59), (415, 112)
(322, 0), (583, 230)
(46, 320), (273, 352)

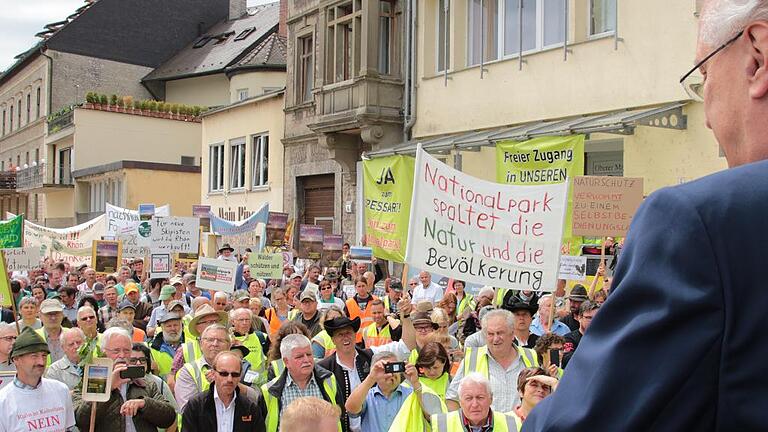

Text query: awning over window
(365, 102), (688, 158)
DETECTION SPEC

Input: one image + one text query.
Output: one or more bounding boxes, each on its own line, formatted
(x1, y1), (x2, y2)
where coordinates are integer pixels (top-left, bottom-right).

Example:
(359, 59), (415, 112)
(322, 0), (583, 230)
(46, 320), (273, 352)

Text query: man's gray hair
(372, 350), (398, 365)
(106, 317), (133, 333)
(231, 307), (253, 320)
(78, 305), (96, 317)
(201, 323), (231, 343)
(481, 309), (515, 333)
(280, 334), (311, 359)
(100, 327), (132, 350)
(19, 296), (38, 308)
(459, 372), (493, 398)
(0, 322), (17, 335)
(701, 0), (768, 46)
(478, 286), (495, 298)
(537, 294), (552, 306)
(61, 326), (85, 344)
(214, 291), (229, 300)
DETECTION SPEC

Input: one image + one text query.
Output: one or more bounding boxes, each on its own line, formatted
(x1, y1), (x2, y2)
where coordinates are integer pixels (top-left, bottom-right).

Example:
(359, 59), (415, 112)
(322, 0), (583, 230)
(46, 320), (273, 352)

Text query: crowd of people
(0, 241), (612, 432)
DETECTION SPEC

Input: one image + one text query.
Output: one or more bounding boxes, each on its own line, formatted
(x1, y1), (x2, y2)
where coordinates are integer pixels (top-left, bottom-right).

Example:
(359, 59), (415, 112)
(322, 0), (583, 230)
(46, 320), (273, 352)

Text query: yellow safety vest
(182, 315), (194, 341)
(36, 327), (68, 367)
(389, 383), (447, 432)
(181, 357), (212, 393)
(419, 373), (450, 402)
(270, 359), (285, 378)
(456, 293), (476, 316)
(235, 333), (267, 386)
(287, 309), (300, 320)
(463, 345), (539, 378)
(150, 348), (175, 378)
(363, 323), (392, 348)
(312, 330), (336, 357)
(181, 339), (202, 364)
(260, 373), (341, 432)
(431, 411), (521, 432)
(494, 288), (508, 307)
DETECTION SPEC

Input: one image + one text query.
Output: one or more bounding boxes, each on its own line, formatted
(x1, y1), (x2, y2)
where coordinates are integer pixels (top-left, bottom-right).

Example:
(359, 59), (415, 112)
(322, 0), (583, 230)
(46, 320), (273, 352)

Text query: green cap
(159, 285), (177, 301)
(11, 327), (50, 359)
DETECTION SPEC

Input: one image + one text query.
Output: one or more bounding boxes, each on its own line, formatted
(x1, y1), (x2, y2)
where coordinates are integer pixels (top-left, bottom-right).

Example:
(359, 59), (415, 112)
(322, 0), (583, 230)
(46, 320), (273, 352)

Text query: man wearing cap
(118, 300), (148, 342)
(318, 316), (374, 432)
(0, 327), (75, 432)
(45, 327), (85, 390)
(218, 244), (237, 263)
(292, 291), (323, 337)
(383, 278), (403, 315)
(150, 311), (186, 378)
(257, 334), (342, 432)
(36, 298), (67, 365)
(561, 285), (589, 332)
(184, 272), (210, 302)
(147, 284), (189, 338)
(233, 291), (251, 310)
(123, 282), (153, 331)
(169, 304), (229, 382)
(562, 301), (599, 369)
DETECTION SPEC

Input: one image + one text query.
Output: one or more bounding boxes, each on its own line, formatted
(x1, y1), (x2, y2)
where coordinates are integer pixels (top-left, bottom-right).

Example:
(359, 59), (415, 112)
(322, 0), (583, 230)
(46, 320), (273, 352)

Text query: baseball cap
(158, 311), (182, 324)
(169, 275), (184, 286)
(389, 278), (403, 291)
(291, 273), (303, 280)
(300, 291), (317, 302)
(159, 285), (176, 301)
(40, 299), (63, 314)
(124, 283), (140, 295)
(167, 300), (186, 312)
(118, 300), (136, 311)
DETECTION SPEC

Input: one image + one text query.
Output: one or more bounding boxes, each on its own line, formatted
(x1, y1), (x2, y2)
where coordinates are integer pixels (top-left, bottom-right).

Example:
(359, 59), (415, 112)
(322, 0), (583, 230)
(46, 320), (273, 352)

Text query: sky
(0, 0), (271, 74)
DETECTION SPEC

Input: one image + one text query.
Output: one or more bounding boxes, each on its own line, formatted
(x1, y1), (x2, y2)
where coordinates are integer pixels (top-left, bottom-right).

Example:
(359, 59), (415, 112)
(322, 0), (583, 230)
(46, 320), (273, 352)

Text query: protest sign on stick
(92, 240), (122, 275)
(266, 212), (289, 248)
(248, 253), (284, 279)
(2, 247), (41, 272)
(558, 255), (587, 281)
(323, 234), (343, 266)
(571, 176), (644, 237)
(196, 257), (237, 293)
(151, 216), (200, 254)
(406, 146), (568, 292)
(299, 225), (324, 260)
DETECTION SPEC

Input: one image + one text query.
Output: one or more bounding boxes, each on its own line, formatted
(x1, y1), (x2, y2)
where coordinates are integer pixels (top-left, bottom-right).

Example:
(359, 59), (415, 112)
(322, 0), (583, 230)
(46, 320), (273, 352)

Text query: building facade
(282, 0), (406, 241)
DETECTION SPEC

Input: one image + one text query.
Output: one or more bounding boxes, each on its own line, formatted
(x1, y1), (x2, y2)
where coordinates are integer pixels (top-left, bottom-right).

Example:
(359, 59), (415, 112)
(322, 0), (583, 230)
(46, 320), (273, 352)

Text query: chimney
(279, 0), (287, 37)
(229, 0), (247, 21)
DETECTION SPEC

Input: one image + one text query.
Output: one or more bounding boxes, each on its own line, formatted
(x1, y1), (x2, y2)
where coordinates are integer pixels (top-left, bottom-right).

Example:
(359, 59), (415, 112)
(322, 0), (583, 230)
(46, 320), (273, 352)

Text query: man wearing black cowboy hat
(317, 316), (374, 432)
(218, 243), (237, 263)
(505, 301), (539, 349)
(561, 285), (589, 332)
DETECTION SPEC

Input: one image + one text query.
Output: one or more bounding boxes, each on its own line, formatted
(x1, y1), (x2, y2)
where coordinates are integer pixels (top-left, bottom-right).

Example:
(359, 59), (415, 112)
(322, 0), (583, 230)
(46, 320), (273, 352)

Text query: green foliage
(109, 94), (119, 105)
(85, 92), (97, 104)
(99, 94), (108, 105)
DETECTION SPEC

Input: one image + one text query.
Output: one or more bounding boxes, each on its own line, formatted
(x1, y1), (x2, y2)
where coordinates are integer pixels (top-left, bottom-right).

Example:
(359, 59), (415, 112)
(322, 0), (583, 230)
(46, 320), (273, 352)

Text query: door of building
(302, 174), (335, 235)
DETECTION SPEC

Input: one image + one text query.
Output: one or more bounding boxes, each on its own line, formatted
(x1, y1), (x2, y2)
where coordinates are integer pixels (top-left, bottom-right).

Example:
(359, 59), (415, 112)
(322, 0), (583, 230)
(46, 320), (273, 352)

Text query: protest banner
(2, 247), (42, 272)
(496, 135), (584, 255)
(349, 246), (373, 264)
(265, 212), (289, 247)
(19, 214), (106, 266)
(572, 176), (644, 237)
(192, 205), (211, 232)
(150, 250), (172, 278)
(196, 257), (236, 293)
(0, 252), (12, 307)
(151, 216), (199, 254)
(299, 225), (324, 260)
(92, 240), (122, 275)
(407, 146), (569, 291)
(209, 203), (269, 254)
(558, 255), (588, 281)
(323, 234), (343, 266)
(247, 253), (283, 279)
(106, 203), (171, 258)
(362, 155), (415, 262)
(0, 215), (23, 248)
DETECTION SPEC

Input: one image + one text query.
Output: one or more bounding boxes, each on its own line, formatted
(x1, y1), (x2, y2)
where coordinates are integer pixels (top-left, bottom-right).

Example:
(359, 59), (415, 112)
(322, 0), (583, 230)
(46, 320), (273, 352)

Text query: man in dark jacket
(318, 316), (374, 432)
(183, 351), (265, 432)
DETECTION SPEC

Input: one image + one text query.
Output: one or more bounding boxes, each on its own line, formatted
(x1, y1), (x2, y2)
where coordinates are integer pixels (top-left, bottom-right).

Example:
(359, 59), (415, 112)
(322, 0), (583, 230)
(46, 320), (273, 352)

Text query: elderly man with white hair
(45, 327), (85, 389)
(447, 309), (541, 413)
(432, 373), (521, 432)
(257, 334), (341, 432)
(72, 327), (176, 431)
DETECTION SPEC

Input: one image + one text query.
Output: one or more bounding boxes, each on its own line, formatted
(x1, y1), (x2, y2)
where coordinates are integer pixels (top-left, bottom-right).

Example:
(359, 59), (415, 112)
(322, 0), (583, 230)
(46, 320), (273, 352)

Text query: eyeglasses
(202, 337), (228, 345)
(128, 357), (148, 365)
(414, 326), (434, 333)
(79, 315), (97, 321)
(0, 336), (16, 342)
(409, 283), (418, 286)
(215, 370), (241, 378)
(197, 319), (219, 326)
(320, 286), (332, 291)
(679, 30), (743, 102)
(104, 348), (132, 356)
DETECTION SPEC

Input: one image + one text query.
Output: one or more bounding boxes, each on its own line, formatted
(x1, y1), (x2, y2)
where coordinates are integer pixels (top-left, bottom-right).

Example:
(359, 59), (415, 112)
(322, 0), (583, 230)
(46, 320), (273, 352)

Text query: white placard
(558, 255), (588, 281)
(196, 257), (237, 293)
(405, 147), (568, 292)
(2, 247), (42, 272)
(150, 250), (172, 279)
(151, 216), (200, 254)
(106, 203), (170, 257)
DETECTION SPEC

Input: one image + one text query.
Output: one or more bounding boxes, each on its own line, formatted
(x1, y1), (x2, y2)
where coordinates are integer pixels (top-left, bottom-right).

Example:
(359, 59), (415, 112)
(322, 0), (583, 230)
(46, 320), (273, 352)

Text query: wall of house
(228, 70), (286, 103)
(165, 74), (231, 107)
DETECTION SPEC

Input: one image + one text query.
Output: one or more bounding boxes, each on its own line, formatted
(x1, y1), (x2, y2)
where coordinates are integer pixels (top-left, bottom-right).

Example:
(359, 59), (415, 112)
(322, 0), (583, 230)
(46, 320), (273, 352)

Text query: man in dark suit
(182, 351), (265, 432)
(524, 3), (768, 431)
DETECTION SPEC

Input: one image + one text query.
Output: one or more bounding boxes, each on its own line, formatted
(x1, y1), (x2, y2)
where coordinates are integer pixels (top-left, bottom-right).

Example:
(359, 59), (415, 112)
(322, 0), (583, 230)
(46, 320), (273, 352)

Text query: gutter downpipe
(403, 0), (417, 142)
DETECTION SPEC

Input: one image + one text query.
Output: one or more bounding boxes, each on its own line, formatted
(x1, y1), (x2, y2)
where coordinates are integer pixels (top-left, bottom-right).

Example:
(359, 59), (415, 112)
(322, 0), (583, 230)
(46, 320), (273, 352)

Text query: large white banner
(106, 203), (170, 258)
(22, 215), (107, 266)
(405, 147), (568, 292)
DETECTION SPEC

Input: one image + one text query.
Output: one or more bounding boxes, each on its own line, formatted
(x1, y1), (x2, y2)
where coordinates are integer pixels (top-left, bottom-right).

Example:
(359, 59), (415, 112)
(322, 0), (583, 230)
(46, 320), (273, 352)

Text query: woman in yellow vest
(507, 367), (559, 426)
(311, 306), (342, 358)
(413, 341), (452, 402)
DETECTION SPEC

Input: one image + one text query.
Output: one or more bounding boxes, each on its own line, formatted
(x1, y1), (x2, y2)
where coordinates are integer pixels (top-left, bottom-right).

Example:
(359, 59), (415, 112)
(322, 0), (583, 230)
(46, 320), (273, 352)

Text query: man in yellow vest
(36, 298), (67, 366)
(168, 304), (228, 386)
(433, 372), (521, 432)
(257, 334), (342, 432)
(447, 309), (540, 413)
(363, 299), (400, 348)
(149, 311), (185, 379)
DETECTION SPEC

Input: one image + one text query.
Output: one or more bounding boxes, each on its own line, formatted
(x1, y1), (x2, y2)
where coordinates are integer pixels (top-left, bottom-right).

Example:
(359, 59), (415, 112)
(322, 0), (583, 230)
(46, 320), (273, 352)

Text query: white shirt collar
(214, 385), (237, 409)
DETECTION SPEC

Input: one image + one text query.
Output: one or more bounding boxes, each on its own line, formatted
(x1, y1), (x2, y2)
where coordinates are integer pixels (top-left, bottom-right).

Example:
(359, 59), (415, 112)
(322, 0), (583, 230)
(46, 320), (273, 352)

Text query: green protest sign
(247, 253), (284, 279)
(0, 215), (23, 249)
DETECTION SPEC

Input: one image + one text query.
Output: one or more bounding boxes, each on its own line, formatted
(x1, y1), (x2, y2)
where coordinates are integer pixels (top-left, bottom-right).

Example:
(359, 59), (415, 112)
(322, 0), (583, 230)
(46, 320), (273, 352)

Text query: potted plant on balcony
(98, 94), (108, 110)
(123, 96), (133, 114)
(85, 92), (97, 109)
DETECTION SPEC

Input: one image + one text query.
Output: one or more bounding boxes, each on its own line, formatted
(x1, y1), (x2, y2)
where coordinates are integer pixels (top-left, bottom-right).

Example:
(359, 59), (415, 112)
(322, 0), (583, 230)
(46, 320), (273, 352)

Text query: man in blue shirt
(529, 295), (570, 337)
(345, 351), (412, 432)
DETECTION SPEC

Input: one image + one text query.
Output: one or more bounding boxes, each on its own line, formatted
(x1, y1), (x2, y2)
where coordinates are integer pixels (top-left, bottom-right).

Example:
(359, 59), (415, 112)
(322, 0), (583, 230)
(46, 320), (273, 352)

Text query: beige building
(201, 90), (285, 219)
(41, 105), (201, 225)
(368, 0), (725, 195)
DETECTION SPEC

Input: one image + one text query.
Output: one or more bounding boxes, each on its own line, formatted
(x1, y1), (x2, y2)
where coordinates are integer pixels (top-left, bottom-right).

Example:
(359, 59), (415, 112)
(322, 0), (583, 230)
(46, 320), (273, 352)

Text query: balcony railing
(0, 171), (16, 194)
(47, 109), (74, 134)
(16, 163), (73, 191)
